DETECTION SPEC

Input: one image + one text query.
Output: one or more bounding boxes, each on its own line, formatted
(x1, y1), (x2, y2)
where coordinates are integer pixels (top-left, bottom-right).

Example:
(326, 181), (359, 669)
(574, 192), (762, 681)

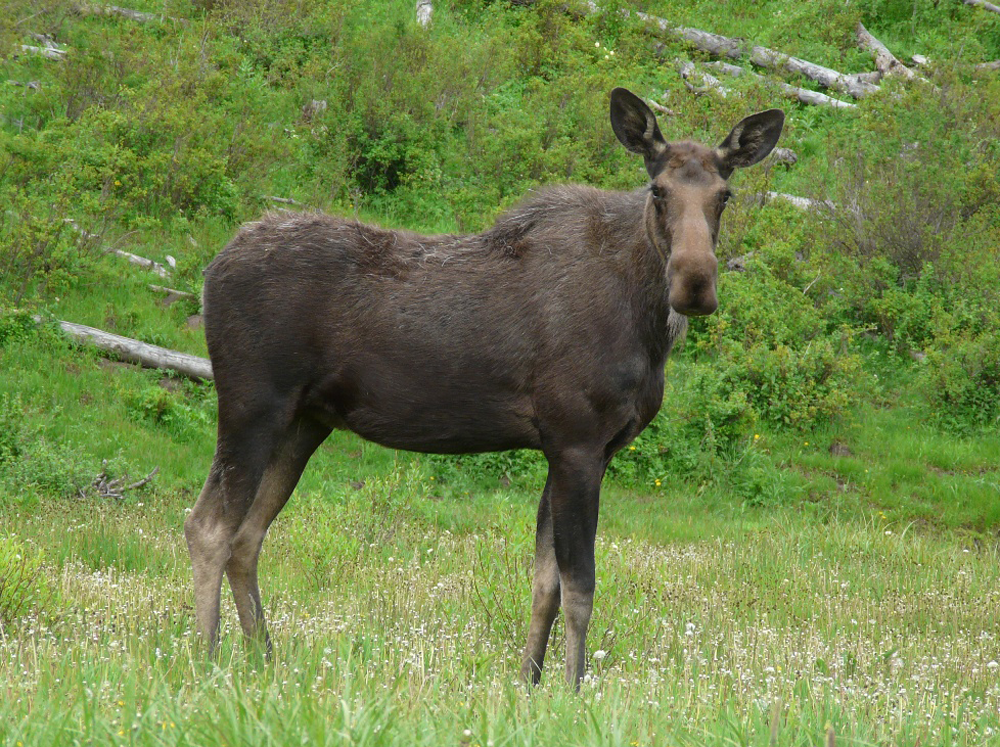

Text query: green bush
(921, 330), (1000, 434)
(0, 394), (93, 499)
(127, 383), (214, 443)
(0, 535), (51, 629)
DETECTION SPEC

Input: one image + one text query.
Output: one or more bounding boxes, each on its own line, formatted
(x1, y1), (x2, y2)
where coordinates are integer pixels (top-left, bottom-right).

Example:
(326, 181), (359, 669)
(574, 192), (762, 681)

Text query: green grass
(2, 482), (1000, 746)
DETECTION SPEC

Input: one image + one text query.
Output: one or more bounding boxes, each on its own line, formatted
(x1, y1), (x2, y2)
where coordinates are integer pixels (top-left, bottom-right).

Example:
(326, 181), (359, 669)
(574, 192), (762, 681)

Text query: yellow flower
(654, 479), (661, 487)
(114, 180), (121, 186)
(628, 445), (636, 451)
(804, 441), (809, 446)
(753, 434), (760, 440)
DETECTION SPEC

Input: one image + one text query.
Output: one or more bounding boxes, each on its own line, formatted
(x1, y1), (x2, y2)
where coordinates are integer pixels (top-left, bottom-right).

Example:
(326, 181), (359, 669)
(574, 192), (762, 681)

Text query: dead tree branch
(626, 6), (879, 98)
(704, 61), (857, 109)
(83, 461), (159, 499)
(149, 284), (197, 301)
(113, 250), (170, 277)
(416, 0), (432, 26)
(73, 3), (175, 23)
(19, 44), (66, 60)
(964, 0), (1000, 15)
(856, 22), (918, 80)
(39, 317), (214, 380)
(677, 60), (730, 97)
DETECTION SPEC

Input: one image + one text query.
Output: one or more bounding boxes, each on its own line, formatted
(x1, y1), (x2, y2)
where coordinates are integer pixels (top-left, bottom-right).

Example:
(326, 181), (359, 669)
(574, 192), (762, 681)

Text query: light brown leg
(521, 477), (560, 684)
(184, 411), (280, 651)
(225, 418), (329, 653)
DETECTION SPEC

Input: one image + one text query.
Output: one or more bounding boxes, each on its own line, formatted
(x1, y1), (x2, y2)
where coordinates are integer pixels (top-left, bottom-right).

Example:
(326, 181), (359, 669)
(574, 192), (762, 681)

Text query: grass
(2, 480), (1000, 746)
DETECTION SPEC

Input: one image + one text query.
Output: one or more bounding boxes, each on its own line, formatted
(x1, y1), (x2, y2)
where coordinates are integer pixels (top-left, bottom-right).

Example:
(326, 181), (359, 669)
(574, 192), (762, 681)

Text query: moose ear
(610, 87), (668, 177)
(715, 109), (785, 177)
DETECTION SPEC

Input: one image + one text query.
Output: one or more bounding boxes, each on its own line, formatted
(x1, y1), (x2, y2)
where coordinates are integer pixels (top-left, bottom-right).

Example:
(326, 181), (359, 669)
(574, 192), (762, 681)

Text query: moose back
(184, 87), (784, 686)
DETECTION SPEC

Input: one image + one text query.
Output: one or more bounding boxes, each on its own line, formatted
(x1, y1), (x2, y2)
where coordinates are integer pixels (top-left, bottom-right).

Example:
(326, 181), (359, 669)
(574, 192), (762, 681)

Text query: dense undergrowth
(1, 0), (998, 511)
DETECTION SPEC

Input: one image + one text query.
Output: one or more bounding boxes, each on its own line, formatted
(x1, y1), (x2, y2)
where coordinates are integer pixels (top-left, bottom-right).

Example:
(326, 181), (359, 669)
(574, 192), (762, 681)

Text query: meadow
(2, 0), (1000, 743)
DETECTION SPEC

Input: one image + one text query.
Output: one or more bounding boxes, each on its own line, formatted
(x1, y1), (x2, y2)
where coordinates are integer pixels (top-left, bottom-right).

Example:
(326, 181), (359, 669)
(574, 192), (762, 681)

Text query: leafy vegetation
(1, 0), (999, 743)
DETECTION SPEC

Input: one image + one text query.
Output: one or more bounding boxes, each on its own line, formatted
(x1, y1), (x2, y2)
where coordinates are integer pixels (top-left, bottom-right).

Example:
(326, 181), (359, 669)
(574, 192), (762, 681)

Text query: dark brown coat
(184, 88), (784, 687)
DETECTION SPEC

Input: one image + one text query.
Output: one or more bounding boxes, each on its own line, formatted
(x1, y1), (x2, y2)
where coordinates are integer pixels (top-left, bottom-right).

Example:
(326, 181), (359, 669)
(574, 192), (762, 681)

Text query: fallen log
(73, 3), (175, 23)
(416, 0), (432, 26)
(747, 46), (879, 99)
(626, 6), (879, 98)
(704, 61), (857, 109)
(264, 195), (304, 206)
(677, 60), (730, 97)
(766, 191), (835, 211)
(7, 80), (41, 90)
(964, 0), (1000, 15)
(113, 249), (170, 278)
(19, 44), (66, 60)
(975, 60), (1000, 71)
(40, 317), (213, 380)
(768, 147), (798, 168)
(149, 284), (197, 301)
(856, 22), (918, 81)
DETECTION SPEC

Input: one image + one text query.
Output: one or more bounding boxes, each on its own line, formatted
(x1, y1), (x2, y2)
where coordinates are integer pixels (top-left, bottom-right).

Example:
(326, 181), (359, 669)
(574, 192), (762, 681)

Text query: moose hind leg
(547, 448), (603, 688)
(521, 476), (561, 684)
(184, 414), (280, 651)
(226, 417), (330, 653)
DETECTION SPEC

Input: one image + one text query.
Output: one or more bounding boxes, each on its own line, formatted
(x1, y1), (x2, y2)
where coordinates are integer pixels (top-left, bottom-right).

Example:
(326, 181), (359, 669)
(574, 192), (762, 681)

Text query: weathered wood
(769, 147), (798, 167)
(677, 60), (730, 97)
(264, 195), (304, 206)
(976, 60), (1000, 70)
(74, 3), (170, 23)
(965, 0), (1000, 15)
(646, 99), (676, 116)
(628, 5), (878, 98)
(19, 44), (66, 60)
(704, 61), (857, 109)
(748, 45), (879, 98)
(149, 284), (198, 301)
(416, 0), (432, 26)
(113, 250), (170, 278)
(856, 22), (917, 80)
(7, 80), (41, 89)
(766, 191), (834, 211)
(44, 318), (213, 380)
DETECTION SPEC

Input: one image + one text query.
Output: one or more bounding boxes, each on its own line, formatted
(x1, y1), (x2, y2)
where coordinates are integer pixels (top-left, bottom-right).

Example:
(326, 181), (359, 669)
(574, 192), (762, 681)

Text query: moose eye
(650, 184), (664, 200)
(721, 189), (733, 205)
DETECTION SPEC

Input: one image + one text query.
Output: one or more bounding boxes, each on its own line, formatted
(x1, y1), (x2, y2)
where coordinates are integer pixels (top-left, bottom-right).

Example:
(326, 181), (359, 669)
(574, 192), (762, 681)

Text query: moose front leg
(547, 448), (604, 688)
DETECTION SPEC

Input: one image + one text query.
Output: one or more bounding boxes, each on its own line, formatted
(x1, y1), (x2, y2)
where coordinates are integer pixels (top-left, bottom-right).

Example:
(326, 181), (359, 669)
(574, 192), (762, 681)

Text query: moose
(184, 88), (784, 686)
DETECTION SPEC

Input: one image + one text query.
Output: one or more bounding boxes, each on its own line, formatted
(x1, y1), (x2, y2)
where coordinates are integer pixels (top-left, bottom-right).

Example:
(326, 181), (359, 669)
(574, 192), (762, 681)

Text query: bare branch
(677, 60), (731, 97)
(416, 0), (432, 27)
(704, 61), (857, 109)
(149, 284), (197, 301)
(112, 250), (170, 277)
(264, 195), (305, 207)
(964, 0), (1000, 16)
(856, 22), (918, 80)
(19, 44), (66, 60)
(73, 3), (175, 23)
(38, 317), (214, 380)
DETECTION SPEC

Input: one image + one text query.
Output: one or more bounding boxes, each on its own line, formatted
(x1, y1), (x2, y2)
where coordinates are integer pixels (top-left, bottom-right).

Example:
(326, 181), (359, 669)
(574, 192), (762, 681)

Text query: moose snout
(668, 252), (719, 317)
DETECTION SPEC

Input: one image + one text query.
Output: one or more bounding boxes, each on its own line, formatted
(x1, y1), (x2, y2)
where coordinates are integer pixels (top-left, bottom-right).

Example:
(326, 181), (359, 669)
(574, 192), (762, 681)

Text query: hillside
(2, 0), (1000, 744)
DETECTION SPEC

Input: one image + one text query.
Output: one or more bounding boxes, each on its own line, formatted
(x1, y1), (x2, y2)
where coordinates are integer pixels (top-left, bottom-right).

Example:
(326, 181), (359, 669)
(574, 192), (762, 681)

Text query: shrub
(0, 394), (93, 499)
(921, 330), (1000, 434)
(0, 536), (51, 629)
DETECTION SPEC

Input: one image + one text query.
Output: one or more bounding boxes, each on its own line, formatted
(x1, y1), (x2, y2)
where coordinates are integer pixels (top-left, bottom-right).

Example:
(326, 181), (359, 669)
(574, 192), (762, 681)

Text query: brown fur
(184, 88), (783, 688)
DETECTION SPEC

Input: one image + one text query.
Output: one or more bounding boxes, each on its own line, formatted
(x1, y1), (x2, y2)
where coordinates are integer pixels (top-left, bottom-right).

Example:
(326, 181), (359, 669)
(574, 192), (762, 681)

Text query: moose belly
(305, 362), (541, 455)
